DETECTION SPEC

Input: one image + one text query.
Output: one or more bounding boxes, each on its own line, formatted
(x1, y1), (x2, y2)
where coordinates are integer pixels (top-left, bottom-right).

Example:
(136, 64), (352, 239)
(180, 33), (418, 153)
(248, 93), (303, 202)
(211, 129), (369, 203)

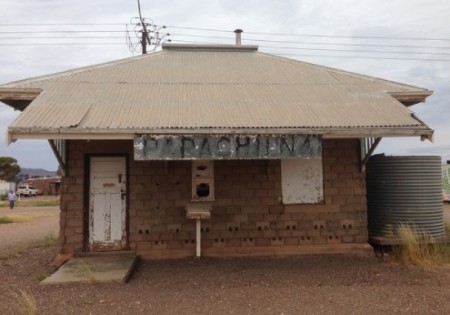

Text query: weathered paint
(134, 134), (322, 160)
(281, 159), (323, 204)
(89, 157), (127, 251)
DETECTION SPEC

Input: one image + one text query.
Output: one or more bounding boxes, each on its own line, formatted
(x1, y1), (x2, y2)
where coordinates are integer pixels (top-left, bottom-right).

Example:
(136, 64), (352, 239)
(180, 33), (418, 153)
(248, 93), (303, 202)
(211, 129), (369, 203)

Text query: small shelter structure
(0, 41), (433, 259)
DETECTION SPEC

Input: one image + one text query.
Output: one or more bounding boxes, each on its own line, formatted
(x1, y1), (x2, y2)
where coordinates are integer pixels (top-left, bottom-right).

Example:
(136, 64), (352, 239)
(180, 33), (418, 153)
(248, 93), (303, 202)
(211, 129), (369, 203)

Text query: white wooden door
(89, 157), (127, 251)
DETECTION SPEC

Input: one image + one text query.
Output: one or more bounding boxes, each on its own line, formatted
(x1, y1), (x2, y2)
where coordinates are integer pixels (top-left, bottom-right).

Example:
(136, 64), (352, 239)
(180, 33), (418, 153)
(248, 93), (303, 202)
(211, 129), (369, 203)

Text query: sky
(0, 0), (449, 171)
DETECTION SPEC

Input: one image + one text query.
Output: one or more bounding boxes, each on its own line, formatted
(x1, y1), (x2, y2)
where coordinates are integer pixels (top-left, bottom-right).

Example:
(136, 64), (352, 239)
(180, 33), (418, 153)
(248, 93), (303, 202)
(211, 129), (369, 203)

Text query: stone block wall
(59, 139), (368, 258)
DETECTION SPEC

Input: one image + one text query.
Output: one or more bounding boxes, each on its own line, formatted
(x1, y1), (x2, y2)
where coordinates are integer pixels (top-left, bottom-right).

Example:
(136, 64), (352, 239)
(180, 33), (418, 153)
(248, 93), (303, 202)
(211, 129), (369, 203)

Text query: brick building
(26, 177), (61, 195)
(0, 42), (433, 259)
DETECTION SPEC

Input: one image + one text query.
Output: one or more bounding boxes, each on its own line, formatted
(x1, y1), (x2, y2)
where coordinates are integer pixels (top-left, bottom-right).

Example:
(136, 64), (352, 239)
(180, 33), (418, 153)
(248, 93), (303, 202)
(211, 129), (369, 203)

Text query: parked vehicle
(16, 184), (38, 197)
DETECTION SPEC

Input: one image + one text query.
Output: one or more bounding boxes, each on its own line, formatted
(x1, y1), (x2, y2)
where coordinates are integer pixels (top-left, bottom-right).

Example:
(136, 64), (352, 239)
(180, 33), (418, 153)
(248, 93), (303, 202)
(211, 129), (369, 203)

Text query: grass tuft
(0, 215), (16, 224)
(445, 222), (450, 235)
(28, 200), (60, 207)
(39, 233), (58, 248)
(78, 259), (97, 284)
(392, 224), (450, 270)
(0, 212), (56, 224)
(16, 289), (37, 315)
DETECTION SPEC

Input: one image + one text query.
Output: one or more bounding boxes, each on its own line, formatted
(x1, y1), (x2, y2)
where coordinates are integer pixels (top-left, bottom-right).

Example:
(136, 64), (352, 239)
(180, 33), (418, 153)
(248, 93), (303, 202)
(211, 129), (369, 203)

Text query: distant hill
(19, 168), (57, 179)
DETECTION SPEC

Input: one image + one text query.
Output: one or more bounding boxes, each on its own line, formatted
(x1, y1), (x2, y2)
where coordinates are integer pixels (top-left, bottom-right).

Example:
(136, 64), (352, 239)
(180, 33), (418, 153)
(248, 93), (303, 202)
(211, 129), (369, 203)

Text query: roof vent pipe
(234, 29), (243, 45)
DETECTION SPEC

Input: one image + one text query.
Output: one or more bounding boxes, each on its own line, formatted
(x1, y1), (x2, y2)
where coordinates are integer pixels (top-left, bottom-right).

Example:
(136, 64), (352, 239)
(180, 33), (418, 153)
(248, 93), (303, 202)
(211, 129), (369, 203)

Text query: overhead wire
(2, 23), (450, 41)
(168, 32), (450, 50)
(170, 39), (450, 62)
(165, 24), (450, 41)
(1, 23), (450, 61)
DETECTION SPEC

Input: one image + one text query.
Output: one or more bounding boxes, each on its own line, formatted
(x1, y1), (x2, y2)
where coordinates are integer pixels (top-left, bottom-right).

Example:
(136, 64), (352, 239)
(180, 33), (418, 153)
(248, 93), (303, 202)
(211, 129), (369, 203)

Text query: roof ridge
(162, 43), (258, 52)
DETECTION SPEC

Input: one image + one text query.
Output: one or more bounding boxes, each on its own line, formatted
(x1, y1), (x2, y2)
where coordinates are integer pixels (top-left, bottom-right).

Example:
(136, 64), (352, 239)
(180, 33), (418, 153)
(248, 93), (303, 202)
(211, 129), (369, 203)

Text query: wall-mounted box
(192, 161), (214, 201)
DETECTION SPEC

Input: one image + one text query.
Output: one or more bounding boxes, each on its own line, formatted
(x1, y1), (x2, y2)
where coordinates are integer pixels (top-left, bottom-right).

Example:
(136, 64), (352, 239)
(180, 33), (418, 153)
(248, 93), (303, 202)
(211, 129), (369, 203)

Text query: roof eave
(7, 126), (434, 143)
(389, 90), (433, 106)
(0, 87), (42, 111)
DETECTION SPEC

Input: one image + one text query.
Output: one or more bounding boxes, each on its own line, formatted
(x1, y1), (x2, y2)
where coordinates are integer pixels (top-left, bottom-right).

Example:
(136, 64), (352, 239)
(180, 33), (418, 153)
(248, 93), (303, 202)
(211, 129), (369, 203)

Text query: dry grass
(16, 289), (37, 315)
(0, 211), (56, 224)
(392, 224), (450, 270)
(0, 196), (60, 208)
(78, 259), (97, 284)
(0, 215), (16, 224)
(0, 234), (58, 262)
(34, 270), (50, 282)
(39, 233), (58, 248)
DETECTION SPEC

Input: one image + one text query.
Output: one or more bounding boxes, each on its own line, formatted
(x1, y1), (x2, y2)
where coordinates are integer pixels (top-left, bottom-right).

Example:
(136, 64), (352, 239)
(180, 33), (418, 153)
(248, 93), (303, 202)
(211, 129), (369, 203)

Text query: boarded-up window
(281, 159), (323, 204)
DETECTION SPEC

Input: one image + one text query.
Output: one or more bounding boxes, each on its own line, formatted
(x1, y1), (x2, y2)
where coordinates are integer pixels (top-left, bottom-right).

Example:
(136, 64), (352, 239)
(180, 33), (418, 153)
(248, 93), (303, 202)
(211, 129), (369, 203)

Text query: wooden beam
(389, 91), (433, 106)
(48, 140), (66, 176)
(0, 88), (42, 100)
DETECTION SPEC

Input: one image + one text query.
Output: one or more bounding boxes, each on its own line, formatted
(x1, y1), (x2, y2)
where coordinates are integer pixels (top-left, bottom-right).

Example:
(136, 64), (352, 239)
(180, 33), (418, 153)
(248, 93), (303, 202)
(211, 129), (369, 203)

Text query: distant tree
(0, 156), (21, 182)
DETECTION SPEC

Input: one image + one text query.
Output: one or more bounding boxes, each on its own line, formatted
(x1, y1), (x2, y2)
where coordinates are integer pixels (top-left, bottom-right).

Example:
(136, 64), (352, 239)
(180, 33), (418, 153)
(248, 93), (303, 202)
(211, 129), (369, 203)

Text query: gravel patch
(1, 246), (450, 314)
(0, 203), (449, 314)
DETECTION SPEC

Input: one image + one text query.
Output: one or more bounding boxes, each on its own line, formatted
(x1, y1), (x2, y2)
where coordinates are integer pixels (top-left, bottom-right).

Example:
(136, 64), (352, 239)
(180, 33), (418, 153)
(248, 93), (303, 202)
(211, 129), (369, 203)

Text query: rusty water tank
(366, 155), (445, 238)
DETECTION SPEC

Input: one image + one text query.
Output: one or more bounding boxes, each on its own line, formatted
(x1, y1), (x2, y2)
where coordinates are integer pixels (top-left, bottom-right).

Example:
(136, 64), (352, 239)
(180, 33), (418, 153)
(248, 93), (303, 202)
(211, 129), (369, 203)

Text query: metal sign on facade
(134, 134), (322, 160)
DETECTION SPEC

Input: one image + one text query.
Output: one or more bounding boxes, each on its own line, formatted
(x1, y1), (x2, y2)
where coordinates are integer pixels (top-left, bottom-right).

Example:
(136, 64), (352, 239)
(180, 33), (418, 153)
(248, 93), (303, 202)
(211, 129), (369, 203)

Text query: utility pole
(137, 0), (150, 55)
(141, 29), (147, 54)
(127, 0), (170, 55)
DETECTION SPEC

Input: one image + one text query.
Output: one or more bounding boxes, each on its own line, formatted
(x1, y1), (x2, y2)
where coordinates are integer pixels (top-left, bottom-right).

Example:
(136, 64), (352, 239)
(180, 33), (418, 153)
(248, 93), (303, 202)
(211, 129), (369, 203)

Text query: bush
(392, 224), (450, 270)
(0, 193), (7, 201)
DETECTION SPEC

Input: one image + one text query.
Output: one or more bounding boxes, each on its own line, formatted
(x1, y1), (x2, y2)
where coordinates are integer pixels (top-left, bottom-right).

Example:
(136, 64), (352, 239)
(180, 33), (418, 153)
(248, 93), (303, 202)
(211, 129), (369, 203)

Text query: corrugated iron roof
(0, 44), (433, 140)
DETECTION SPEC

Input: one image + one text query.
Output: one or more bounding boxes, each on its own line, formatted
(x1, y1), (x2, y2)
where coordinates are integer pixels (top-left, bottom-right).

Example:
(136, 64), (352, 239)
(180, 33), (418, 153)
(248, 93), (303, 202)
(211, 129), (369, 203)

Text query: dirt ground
(0, 206), (59, 249)
(0, 203), (449, 314)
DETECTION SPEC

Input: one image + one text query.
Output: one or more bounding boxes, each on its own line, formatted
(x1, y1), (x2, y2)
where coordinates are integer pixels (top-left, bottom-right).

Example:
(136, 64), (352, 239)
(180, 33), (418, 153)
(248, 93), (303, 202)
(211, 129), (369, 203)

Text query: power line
(0, 30), (127, 34)
(168, 33), (450, 55)
(0, 23), (128, 26)
(166, 24), (450, 41)
(169, 32), (450, 51)
(1, 22), (450, 61)
(170, 32), (450, 50)
(260, 46), (450, 56)
(0, 36), (137, 39)
(0, 43), (125, 46)
(276, 52), (450, 62)
(142, 24), (234, 33)
(3, 33), (450, 51)
(170, 39), (450, 62)
(3, 23), (449, 42)
(245, 31), (450, 42)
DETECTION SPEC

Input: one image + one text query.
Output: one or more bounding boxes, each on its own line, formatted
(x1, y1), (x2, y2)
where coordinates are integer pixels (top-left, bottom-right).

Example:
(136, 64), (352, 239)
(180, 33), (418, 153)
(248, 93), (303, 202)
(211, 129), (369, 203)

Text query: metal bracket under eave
(48, 139), (66, 176)
(360, 137), (382, 172)
(421, 133), (434, 142)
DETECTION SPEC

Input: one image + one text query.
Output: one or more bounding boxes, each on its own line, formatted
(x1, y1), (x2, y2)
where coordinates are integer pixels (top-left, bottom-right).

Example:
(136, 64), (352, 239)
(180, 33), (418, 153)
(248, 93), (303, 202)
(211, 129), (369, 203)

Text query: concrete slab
(41, 254), (138, 284)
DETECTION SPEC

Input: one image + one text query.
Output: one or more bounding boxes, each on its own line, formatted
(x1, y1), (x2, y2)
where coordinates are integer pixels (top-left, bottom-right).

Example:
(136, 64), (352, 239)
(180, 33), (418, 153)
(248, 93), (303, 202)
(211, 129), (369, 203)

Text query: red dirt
(0, 206), (59, 249)
(0, 203), (449, 314)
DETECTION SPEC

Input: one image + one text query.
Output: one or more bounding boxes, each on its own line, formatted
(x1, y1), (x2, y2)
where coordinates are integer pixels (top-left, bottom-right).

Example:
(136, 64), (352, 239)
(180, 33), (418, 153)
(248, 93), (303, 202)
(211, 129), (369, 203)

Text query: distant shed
(26, 177), (61, 195)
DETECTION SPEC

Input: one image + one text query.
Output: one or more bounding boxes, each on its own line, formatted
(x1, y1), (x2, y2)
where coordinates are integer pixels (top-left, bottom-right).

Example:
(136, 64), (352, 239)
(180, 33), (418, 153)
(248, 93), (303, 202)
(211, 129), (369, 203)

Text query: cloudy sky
(0, 0), (449, 171)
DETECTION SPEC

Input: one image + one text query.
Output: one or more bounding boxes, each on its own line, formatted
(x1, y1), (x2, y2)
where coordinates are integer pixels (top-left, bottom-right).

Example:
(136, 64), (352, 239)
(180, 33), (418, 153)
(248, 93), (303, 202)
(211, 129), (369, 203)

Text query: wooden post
(196, 219), (201, 257)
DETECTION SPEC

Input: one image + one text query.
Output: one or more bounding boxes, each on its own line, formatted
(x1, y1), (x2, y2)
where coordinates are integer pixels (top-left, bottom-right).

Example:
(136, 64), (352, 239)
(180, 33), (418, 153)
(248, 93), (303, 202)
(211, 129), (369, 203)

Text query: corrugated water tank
(366, 155), (445, 238)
